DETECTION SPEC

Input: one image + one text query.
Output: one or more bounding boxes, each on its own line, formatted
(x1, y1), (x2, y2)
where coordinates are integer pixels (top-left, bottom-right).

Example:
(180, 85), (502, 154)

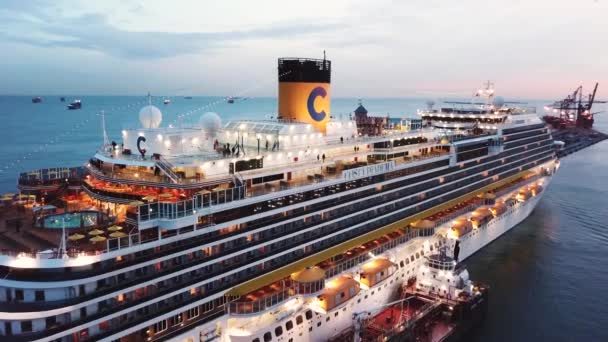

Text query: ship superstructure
(0, 58), (558, 342)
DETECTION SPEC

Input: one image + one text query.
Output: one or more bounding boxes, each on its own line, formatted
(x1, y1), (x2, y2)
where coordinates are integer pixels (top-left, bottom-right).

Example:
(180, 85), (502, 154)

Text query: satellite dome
(199, 112), (222, 136)
(139, 105), (162, 128)
(493, 96), (505, 108)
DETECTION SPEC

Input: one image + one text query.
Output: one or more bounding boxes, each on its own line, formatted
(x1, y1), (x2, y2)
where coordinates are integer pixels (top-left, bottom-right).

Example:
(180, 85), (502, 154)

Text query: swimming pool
(39, 211), (101, 229)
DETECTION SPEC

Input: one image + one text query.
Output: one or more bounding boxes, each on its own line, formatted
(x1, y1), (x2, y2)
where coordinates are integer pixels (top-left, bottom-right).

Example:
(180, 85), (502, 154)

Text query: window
(317, 322), (321, 327)
(188, 307), (199, 319)
(253, 339), (260, 342)
(45, 316), (56, 328)
(285, 320), (293, 331)
(305, 310), (313, 320)
(275, 326), (283, 337)
(296, 315), (303, 325)
(21, 321), (33, 333)
(334, 311), (339, 317)
(171, 314), (183, 326)
(154, 320), (168, 334)
(15, 289), (24, 301)
(35, 290), (45, 301)
(263, 332), (272, 342)
(326, 317), (330, 322)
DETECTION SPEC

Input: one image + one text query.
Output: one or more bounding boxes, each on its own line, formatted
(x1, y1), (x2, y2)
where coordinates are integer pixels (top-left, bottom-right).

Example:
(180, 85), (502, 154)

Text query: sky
(0, 0), (607, 99)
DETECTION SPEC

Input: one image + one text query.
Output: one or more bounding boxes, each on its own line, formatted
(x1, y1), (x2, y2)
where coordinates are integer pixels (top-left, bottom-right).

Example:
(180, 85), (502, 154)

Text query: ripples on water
(0, 96), (606, 340)
(469, 139), (608, 341)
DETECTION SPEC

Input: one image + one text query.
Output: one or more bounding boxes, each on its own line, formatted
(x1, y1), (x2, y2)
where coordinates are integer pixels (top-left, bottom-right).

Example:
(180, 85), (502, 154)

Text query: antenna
(147, 92), (152, 105)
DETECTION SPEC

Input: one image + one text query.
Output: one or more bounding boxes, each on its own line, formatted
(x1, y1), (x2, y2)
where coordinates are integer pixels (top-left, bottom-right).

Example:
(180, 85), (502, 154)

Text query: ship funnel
(278, 57), (331, 133)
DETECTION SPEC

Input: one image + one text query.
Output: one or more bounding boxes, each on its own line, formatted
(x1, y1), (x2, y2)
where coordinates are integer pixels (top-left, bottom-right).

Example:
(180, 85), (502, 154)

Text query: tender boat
(67, 99), (82, 110)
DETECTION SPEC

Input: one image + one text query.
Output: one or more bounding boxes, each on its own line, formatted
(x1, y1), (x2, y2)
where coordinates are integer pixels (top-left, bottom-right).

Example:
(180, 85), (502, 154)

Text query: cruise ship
(0, 57), (558, 342)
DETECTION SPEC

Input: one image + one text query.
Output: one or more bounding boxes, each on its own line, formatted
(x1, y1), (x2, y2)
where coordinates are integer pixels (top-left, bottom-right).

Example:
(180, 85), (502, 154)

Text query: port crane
(544, 82), (606, 129)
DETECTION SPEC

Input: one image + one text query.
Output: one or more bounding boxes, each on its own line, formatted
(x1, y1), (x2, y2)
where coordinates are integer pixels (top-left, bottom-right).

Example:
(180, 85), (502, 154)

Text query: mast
(100, 110), (110, 149)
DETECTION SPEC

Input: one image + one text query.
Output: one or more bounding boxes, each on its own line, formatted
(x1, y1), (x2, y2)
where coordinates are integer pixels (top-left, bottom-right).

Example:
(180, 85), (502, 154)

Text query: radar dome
(139, 105), (163, 128)
(199, 112), (222, 136)
(493, 96), (505, 108)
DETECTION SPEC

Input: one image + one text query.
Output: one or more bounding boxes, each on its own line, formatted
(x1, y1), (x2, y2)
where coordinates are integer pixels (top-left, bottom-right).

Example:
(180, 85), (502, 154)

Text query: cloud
(0, 8), (341, 60)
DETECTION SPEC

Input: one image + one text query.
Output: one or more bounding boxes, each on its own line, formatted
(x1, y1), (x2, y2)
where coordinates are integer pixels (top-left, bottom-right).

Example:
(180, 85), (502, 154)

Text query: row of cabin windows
(6, 289), (45, 302)
(252, 310), (314, 342)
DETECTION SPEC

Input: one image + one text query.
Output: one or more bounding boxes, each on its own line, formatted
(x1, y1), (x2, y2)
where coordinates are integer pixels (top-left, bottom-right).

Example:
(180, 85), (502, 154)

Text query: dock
(552, 128), (608, 158)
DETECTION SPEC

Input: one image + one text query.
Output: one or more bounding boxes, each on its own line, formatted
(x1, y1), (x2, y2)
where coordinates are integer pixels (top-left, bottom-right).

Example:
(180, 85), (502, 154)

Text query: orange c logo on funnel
(307, 87), (327, 122)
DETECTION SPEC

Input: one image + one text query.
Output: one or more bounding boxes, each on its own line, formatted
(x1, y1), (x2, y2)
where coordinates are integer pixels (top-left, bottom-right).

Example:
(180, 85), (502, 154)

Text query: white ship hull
(455, 176), (550, 262)
(170, 175), (552, 342)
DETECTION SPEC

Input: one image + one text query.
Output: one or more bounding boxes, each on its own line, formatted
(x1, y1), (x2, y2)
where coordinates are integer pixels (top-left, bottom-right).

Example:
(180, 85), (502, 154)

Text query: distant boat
(67, 99), (82, 110)
(184, 96), (193, 99)
(32, 97), (42, 103)
(227, 97), (235, 104)
(163, 99), (171, 104)
(60, 97), (65, 102)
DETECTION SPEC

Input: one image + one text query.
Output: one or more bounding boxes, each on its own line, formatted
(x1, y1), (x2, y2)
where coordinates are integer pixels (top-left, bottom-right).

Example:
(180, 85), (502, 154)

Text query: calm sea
(0, 95), (606, 341)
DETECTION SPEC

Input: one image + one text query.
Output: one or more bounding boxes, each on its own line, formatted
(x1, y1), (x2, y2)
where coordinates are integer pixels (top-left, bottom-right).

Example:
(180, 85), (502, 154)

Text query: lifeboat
(530, 184), (544, 196)
(318, 276), (360, 311)
(490, 202), (507, 216)
(470, 208), (493, 228)
(359, 258), (396, 288)
(516, 189), (532, 202)
(451, 218), (473, 238)
(411, 219), (435, 229)
(411, 219), (436, 237)
(291, 266), (325, 295)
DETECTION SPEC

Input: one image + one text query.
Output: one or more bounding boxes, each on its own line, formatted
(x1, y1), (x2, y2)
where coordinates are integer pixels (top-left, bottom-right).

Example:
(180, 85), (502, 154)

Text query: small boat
(163, 99), (171, 104)
(32, 97), (42, 103)
(60, 97), (65, 102)
(227, 97), (235, 104)
(67, 99), (82, 110)
(184, 96), (192, 99)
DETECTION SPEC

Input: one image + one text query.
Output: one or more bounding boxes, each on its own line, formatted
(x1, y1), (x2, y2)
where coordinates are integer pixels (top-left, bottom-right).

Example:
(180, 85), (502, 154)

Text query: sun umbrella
(142, 195), (157, 201)
(90, 235), (107, 243)
(68, 233), (85, 241)
(109, 231), (127, 238)
(159, 193), (173, 198)
(107, 225), (122, 232)
(128, 201), (144, 206)
(88, 229), (104, 235)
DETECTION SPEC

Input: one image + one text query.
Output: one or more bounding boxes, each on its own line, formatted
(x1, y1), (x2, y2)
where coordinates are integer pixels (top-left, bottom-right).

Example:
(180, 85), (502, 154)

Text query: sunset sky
(1, 0), (606, 99)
